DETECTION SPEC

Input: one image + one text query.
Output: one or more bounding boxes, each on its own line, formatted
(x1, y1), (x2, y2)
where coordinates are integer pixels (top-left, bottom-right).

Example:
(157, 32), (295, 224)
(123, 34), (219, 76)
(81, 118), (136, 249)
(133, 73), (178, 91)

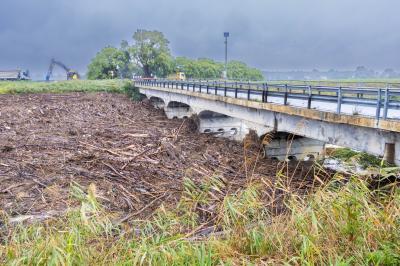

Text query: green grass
(0, 80), (134, 95)
(1, 174), (399, 265)
(268, 79), (400, 88)
(331, 148), (391, 169)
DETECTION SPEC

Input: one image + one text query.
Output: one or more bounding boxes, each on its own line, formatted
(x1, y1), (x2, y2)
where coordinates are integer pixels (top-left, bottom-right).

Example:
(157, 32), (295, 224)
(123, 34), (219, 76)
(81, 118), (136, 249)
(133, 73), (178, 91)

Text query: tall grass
(1, 172), (399, 265)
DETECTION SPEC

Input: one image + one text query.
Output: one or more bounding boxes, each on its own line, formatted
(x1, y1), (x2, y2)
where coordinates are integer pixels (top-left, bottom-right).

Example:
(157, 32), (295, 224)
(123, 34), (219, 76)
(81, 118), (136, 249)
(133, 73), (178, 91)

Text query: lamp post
(223, 32), (229, 79)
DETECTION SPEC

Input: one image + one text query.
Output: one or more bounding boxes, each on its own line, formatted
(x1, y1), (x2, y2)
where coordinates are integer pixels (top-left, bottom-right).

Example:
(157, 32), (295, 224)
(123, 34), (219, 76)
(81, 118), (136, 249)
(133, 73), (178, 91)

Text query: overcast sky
(0, 0), (399, 78)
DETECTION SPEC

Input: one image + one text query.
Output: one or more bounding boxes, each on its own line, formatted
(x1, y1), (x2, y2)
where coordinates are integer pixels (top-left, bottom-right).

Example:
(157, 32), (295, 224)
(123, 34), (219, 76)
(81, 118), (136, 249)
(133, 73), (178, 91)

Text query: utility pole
(223, 32), (229, 79)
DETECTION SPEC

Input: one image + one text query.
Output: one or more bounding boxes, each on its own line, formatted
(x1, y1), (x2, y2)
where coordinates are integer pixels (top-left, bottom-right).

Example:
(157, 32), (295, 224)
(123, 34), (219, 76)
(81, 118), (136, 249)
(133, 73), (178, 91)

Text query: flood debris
(0, 92), (328, 224)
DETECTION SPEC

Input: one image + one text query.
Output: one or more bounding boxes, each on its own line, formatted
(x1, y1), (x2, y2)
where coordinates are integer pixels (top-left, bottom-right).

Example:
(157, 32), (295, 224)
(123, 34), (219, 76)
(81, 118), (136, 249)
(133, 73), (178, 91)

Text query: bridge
(135, 79), (400, 165)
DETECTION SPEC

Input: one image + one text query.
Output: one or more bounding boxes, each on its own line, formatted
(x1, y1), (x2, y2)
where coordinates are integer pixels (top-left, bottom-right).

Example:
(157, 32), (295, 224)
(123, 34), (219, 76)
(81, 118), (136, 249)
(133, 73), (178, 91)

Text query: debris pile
(0, 93), (327, 222)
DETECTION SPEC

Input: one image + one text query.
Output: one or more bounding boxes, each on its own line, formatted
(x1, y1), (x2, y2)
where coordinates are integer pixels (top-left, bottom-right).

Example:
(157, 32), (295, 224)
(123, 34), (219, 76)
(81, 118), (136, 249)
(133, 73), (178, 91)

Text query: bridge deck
(136, 80), (400, 133)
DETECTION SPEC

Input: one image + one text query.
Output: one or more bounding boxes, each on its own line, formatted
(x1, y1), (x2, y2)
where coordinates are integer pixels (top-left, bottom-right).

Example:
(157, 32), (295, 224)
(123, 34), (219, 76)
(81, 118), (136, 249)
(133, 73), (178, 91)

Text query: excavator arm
(46, 59), (79, 81)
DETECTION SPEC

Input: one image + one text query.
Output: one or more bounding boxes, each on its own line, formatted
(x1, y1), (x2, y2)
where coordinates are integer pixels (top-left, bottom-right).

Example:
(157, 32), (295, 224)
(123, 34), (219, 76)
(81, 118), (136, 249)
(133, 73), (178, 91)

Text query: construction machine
(167, 71), (186, 81)
(0, 69), (30, 80)
(45, 59), (80, 81)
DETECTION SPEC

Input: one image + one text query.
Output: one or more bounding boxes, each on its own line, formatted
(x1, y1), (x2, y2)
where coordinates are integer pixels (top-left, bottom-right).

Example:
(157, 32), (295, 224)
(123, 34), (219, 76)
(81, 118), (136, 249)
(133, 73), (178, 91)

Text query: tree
(174, 57), (223, 79)
(130, 29), (173, 78)
(87, 46), (132, 80)
(227, 61), (264, 81)
(172, 57), (264, 81)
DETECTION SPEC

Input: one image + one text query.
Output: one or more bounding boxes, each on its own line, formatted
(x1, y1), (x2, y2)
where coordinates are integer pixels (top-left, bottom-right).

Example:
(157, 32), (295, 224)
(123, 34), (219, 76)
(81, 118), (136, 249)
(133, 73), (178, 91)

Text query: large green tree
(87, 46), (132, 80)
(130, 30), (173, 78)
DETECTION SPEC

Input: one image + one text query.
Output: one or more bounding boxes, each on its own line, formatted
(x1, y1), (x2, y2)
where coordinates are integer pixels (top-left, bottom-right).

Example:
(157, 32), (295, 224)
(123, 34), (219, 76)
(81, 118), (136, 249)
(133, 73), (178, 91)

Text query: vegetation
(227, 60), (264, 81)
(0, 80), (135, 95)
(331, 148), (391, 169)
(129, 30), (174, 78)
(1, 173), (399, 265)
(174, 57), (264, 81)
(174, 57), (222, 80)
(268, 79), (400, 88)
(87, 47), (134, 80)
(87, 29), (264, 81)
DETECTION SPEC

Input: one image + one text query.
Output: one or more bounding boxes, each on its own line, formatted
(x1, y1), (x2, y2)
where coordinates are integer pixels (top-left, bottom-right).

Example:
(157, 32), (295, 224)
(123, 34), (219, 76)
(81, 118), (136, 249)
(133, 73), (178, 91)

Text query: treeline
(87, 30), (264, 81)
(173, 57), (263, 80)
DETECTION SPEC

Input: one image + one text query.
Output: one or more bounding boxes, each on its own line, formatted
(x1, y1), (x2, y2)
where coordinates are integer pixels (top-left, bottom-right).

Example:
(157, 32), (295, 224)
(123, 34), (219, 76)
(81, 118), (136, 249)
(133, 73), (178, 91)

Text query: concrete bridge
(135, 80), (400, 164)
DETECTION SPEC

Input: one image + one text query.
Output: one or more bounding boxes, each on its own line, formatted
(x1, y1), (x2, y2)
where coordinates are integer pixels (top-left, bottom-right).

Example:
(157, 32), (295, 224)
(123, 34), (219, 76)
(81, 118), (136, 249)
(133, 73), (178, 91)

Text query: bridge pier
(149, 96), (165, 109)
(264, 133), (325, 161)
(165, 101), (193, 119)
(197, 111), (247, 140)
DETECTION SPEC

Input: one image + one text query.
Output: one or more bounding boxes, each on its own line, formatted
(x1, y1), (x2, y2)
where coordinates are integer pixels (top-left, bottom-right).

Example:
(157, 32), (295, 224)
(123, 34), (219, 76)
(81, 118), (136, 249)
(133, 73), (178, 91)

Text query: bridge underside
(140, 87), (399, 164)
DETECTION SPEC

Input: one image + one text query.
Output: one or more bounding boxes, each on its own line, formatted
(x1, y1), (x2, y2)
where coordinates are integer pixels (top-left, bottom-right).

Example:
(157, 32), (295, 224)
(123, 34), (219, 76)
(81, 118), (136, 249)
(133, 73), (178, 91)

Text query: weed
(331, 148), (390, 169)
(1, 172), (398, 265)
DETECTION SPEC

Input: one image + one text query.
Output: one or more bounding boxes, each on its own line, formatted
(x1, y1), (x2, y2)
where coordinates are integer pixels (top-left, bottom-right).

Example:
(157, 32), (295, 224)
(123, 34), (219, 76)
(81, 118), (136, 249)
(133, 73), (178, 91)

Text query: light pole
(223, 32), (229, 79)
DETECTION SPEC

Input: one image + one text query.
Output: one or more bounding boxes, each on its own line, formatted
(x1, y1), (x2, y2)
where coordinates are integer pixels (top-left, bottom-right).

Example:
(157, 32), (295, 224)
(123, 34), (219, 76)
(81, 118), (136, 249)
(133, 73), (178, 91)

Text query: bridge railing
(135, 79), (400, 121)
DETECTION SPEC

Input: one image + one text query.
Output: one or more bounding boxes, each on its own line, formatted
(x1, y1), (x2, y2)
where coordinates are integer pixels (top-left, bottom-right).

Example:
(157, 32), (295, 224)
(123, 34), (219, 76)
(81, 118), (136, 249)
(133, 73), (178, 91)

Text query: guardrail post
(375, 89), (382, 120)
(206, 85), (209, 94)
(262, 84), (266, 103)
(193, 82), (195, 92)
(247, 87), (251, 100)
(224, 81), (227, 97)
(235, 85), (238, 98)
(199, 83), (202, 93)
(383, 87), (389, 119)
(307, 86), (312, 109)
(215, 83), (218, 95)
(284, 84), (288, 105)
(337, 87), (342, 114)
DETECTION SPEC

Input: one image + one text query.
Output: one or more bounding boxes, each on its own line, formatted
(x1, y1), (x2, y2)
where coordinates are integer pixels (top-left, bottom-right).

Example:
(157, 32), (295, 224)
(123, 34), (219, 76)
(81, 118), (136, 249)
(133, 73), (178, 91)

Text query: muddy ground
(0, 93), (328, 222)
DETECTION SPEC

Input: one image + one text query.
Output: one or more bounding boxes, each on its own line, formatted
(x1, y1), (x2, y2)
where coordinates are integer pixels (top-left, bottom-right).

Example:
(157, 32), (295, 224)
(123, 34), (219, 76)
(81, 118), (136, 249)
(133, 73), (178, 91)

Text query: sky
(0, 0), (399, 78)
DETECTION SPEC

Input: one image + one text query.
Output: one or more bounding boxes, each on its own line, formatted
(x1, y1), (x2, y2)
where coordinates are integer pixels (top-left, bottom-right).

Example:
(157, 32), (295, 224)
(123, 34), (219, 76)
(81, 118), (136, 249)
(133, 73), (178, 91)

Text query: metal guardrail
(135, 79), (400, 121)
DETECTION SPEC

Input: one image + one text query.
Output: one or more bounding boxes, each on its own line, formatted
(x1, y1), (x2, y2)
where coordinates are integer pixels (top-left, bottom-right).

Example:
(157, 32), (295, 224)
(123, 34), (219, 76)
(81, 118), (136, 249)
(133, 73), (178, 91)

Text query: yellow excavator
(46, 58), (80, 81)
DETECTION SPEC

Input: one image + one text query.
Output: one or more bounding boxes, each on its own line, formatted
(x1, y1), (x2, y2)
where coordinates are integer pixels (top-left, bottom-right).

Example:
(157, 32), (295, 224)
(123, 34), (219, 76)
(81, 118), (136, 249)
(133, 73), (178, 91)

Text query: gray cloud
(1, 0), (399, 78)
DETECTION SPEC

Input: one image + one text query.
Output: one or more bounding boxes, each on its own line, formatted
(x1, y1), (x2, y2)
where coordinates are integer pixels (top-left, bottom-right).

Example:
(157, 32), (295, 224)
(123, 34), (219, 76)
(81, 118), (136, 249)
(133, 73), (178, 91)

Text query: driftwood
(0, 92), (326, 226)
